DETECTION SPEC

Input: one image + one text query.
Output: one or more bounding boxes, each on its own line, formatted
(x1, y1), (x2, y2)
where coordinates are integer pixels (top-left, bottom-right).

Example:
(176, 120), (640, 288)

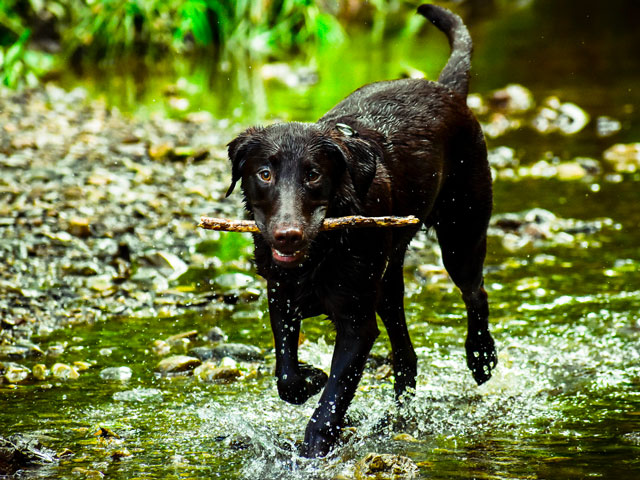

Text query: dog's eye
(257, 169), (272, 182)
(306, 170), (321, 183)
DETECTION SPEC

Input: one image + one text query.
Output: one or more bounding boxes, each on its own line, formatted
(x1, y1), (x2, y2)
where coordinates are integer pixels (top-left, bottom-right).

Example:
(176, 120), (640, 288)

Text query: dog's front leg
(268, 281), (328, 405)
(301, 314), (379, 458)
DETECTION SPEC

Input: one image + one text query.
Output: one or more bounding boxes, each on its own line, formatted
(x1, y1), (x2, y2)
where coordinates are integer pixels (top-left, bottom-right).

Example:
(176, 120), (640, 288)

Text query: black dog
(225, 4), (497, 458)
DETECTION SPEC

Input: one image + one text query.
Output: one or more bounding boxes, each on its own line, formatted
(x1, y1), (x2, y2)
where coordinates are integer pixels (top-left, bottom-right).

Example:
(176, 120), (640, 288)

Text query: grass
(0, 0), (426, 88)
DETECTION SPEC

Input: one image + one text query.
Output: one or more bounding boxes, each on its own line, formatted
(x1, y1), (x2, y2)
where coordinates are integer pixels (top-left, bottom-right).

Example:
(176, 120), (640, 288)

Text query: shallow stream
(1, 1), (639, 478)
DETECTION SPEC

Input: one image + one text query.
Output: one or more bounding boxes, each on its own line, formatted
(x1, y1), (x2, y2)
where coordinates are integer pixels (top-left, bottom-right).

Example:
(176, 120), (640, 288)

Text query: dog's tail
(417, 4), (472, 97)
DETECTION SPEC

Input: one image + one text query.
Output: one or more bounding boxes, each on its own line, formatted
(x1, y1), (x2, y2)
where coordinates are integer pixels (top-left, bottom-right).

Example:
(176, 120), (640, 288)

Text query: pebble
(189, 343), (263, 362)
(51, 363), (80, 380)
(207, 326), (228, 343)
(392, 433), (419, 443)
(0, 344), (42, 360)
(32, 364), (49, 380)
(603, 143), (640, 173)
(354, 452), (418, 479)
(166, 330), (199, 346)
(488, 84), (534, 113)
(193, 362), (242, 382)
(155, 355), (202, 375)
(152, 339), (171, 356)
(99, 366), (132, 381)
(3, 363), (31, 383)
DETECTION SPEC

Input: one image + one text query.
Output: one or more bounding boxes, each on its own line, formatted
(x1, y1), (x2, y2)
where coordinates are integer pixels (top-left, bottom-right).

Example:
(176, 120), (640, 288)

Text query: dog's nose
(273, 225), (304, 250)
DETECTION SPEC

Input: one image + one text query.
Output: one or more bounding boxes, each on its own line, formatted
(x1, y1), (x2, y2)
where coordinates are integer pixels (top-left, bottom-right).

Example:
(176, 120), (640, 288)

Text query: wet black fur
(225, 4), (497, 458)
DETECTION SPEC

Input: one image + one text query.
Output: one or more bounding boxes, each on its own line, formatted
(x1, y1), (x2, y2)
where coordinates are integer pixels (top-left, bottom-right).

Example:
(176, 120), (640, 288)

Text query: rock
(0, 434), (56, 475)
(143, 251), (188, 280)
(207, 326), (228, 343)
(51, 363), (80, 380)
(392, 433), (419, 443)
(0, 343), (43, 360)
(488, 84), (534, 114)
(152, 340), (171, 356)
(603, 143), (640, 173)
(532, 97), (590, 135)
(2, 363), (30, 383)
(71, 467), (105, 479)
(166, 330), (198, 346)
(596, 116), (621, 137)
(555, 161), (589, 180)
(193, 362), (242, 382)
(354, 453), (418, 479)
(46, 343), (66, 357)
(189, 343), (263, 362)
(32, 364), (49, 380)
(155, 355), (201, 375)
(67, 217), (92, 238)
(99, 366), (132, 381)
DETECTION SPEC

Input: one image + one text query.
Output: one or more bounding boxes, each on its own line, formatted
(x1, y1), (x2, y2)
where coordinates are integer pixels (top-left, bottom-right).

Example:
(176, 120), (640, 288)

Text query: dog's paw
(277, 364), (328, 405)
(300, 423), (339, 458)
(465, 331), (497, 385)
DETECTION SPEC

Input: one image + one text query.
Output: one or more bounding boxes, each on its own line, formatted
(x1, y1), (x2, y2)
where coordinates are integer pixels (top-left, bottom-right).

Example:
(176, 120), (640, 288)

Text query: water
(2, 0), (640, 478)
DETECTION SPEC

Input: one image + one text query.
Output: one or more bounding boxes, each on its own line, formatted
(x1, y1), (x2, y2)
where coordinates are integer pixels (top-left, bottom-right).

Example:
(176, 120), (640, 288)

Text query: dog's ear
(226, 128), (262, 197)
(323, 134), (378, 201)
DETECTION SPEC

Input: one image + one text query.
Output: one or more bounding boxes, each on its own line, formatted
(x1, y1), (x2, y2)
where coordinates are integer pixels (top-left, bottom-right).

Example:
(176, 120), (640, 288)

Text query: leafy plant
(0, 29), (55, 87)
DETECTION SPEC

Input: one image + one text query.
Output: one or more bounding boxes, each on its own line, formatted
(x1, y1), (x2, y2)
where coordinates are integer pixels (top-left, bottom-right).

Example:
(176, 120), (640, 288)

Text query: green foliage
(0, 29), (55, 88)
(0, 0), (430, 88)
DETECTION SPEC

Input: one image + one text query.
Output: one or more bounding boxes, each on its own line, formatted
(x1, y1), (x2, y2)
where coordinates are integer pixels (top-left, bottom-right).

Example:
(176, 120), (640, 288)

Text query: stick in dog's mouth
(198, 215), (421, 233)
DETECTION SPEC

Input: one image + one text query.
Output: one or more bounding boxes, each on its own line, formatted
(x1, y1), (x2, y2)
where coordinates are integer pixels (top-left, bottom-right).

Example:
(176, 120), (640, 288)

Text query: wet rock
(354, 452), (418, 479)
(113, 388), (163, 402)
(596, 116), (622, 137)
(71, 467), (105, 479)
(488, 146), (519, 170)
(207, 326), (228, 343)
(62, 261), (102, 276)
(67, 217), (92, 238)
(532, 97), (590, 135)
(0, 342), (43, 360)
(0, 434), (56, 475)
(46, 343), (66, 357)
(152, 340), (171, 356)
(51, 363), (80, 380)
(603, 143), (640, 173)
(488, 84), (534, 114)
(155, 355), (201, 375)
(622, 431), (640, 445)
(392, 433), (419, 443)
(193, 362), (242, 382)
(213, 272), (256, 290)
(490, 208), (615, 251)
(32, 364), (48, 380)
(189, 343), (263, 362)
(2, 363), (30, 383)
(99, 366), (132, 381)
(143, 251), (188, 280)
(166, 330), (199, 347)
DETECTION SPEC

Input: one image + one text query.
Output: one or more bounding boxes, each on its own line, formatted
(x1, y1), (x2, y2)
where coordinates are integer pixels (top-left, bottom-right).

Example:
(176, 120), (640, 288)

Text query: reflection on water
(2, 0), (639, 478)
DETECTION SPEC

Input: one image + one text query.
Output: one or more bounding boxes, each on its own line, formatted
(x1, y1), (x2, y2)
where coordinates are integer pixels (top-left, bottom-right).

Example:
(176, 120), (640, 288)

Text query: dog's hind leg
(433, 140), (497, 385)
(377, 255), (418, 401)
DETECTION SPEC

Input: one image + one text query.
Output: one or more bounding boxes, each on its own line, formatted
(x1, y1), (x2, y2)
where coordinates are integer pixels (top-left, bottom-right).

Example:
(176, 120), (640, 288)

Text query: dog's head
(226, 122), (377, 268)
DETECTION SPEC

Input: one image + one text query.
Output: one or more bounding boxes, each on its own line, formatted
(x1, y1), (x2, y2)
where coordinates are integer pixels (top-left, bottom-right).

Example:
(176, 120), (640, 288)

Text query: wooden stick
(198, 215), (420, 233)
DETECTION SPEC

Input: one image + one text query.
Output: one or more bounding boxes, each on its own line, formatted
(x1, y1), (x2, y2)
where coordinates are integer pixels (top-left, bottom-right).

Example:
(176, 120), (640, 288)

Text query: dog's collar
(335, 123), (357, 137)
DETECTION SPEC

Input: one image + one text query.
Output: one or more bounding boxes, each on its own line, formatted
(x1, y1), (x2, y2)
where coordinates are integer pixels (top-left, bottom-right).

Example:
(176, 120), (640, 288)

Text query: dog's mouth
(271, 247), (306, 265)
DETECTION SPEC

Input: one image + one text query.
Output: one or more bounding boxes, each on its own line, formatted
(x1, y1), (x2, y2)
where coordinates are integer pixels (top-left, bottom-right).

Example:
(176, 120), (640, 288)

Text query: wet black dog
(225, 4), (497, 457)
